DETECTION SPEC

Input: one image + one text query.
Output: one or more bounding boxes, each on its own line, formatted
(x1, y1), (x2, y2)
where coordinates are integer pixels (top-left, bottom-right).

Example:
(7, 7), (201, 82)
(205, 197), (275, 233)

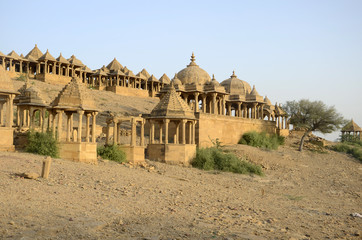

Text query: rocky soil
(0, 136), (361, 240)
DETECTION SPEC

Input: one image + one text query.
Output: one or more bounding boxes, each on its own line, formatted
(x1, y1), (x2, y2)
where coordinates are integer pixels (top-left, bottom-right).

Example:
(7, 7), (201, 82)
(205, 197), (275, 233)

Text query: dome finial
(188, 52), (198, 67)
(191, 52), (195, 62)
(212, 74), (215, 80)
(231, 70), (237, 78)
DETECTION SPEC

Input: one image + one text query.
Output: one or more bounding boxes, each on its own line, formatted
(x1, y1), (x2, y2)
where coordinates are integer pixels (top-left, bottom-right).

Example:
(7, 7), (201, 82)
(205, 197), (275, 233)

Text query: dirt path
(0, 140), (361, 239)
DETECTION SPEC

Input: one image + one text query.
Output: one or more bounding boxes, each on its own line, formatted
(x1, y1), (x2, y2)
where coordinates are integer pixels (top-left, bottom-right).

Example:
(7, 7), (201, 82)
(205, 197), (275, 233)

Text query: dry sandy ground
(0, 138), (361, 240)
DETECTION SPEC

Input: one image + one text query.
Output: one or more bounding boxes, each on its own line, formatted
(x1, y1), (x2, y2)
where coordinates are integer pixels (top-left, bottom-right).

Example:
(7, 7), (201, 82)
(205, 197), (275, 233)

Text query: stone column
(212, 93), (217, 114)
(237, 102), (241, 117)
(113, 119), (118, 145)
(202, 95), (206, 113)
(140, 119), (145, 146)
(106, 122), (110, 145)
(78, 111), (84, 142)
(9, 59), (13, 72)
(164, 119), (169, 144)
(1, 57), (4, 68)
(260, 104), (264, 120)
(175, 122), (179, 144)
(56, 110), (63, 141)
(70, 114), (73, 140)
(52, 63), (56, 74)
(159, 121), (163, 144)
(66, 113), (71, 142)
(44, 60), (48, 74)
(6, 95), (15, 127)
(242, 104), (247, 118)
(222, 95), (226, 115)
(188, 121), (192, 144)
(131, 118), (137, 146)
(91, 112), (97, 143)
(26, 62), (30, 74)
(227, 103), (231, 116)
(194, 92), (199, 112)
(181, 119), (187, 144)
(66, 64), (69, 76)
(86, 113), (91, 142)
(41, 109), (45, 132)
(192, 120), (196, 144)
(16, 107), (20, 127)
(150, 121), (155, 144)
(19, 60), (23, 73)
(51, 112), (56, 136)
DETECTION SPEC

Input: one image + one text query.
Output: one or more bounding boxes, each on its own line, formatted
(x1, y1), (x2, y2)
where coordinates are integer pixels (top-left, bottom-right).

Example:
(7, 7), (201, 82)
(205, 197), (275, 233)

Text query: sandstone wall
(196, 113), (276, 147)
(106, 86), (149, 98)
(0, 127), (15, 151)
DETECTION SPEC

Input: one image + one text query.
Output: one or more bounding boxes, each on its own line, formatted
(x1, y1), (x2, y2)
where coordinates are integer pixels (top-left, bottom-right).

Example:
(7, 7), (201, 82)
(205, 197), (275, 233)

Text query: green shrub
(331, 143), (362, 162)
(191, 147), (263, 175)
(238, 131), (284, 150)
(97, 144), (126, 163)
(26, 130), (59, 158)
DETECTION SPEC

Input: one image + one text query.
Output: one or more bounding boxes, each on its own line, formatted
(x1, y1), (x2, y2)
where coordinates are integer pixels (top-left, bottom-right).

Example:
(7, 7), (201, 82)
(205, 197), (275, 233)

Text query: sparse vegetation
(330, 141), (362, 162)
(26, 130), (59, 158)
(97, 144), (126, 163)
(191, 147), (263, 175)
(283, 99), (345, 151)
(238, 131), (284, 150)
(16, 73), (27, 81)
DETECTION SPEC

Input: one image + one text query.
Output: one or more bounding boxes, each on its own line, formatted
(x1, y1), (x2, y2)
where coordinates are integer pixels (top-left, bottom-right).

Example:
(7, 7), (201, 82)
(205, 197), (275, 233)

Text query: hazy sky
(1, 0), (361, 141)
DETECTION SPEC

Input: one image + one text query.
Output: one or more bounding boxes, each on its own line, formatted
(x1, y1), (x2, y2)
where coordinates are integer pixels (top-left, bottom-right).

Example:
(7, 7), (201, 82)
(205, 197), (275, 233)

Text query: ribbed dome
(220, 71), (251, 95)
(210, 74), (220, 86)
(171, 73), (182, 86)
(177, 53), (211, 85)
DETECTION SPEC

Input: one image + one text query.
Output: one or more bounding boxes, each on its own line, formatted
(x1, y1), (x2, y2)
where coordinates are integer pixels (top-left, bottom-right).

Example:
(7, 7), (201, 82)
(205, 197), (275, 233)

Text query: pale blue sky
(1, 0), (361, 140)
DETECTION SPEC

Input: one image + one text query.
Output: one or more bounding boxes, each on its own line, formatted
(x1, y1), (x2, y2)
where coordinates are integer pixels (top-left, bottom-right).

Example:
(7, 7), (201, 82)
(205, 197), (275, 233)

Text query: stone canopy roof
(141, 69), (151, 79)
(149, 84), (195, 119)
(159, 73), (171, 84)
(8, 50), (21, 60)
(56, 53), (70, 64)
(25, 44), (43, 60)
(16, 79), (47, 106)
(0, 65), (18, 94)
(107, 58), (123, 71)
(50, 77), (97, 111)
(67, 55), (84, 67)
(342, 120), (362, 132)
(38, 49), (56, 61)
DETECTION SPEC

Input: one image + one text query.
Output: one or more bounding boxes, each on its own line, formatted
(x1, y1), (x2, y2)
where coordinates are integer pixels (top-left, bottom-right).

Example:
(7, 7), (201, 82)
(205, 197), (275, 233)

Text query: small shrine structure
(15, 78), (47, 131)
(145, 83), (197, 165)
(0, 65), (18, 151)
(341, 119), (362, 141)
(48, 77), (98, 163)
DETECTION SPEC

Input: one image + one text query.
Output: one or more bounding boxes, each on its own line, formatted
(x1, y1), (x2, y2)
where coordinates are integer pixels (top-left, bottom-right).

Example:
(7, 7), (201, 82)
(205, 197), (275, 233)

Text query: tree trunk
(299, 131), (310, 151)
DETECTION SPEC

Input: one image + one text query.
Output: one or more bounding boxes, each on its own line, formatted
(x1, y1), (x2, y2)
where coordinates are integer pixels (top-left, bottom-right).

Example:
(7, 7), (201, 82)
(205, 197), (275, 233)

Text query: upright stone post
(78, 110), (84, 143)
(164, 119), (169, 144)
(140, 119), (145, 146)
(181, 119), (187, 144)
(194, 92), (199, 112)
(113, 120), (118, 145)
(56, 110), (63, 141)
(131, 118), (137, 146)
(159, 122), (163, 144)
(91, 112), (97, 143)
(41, 157), (52, 179)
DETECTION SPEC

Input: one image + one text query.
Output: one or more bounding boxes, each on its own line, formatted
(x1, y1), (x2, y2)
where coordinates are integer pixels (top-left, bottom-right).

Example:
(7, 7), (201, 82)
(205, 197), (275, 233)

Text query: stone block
(106, 86), (149, 98)
(59, 142), (97, 164)
(118, 145), (145, 164)
(148, 144), (196, 166)
(0, 127), (15, 151)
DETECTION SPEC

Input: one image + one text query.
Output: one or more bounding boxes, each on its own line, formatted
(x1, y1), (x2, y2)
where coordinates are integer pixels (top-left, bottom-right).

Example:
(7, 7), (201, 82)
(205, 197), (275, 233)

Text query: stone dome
(171, 73), (182, 86)
(220, 71), (251, 96)
(210, 74), (220, 86)
(177, 53), (211, 85)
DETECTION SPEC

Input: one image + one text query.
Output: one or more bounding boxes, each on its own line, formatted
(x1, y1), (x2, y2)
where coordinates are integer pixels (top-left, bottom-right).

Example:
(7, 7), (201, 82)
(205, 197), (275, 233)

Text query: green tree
(283, 99), (345, 151)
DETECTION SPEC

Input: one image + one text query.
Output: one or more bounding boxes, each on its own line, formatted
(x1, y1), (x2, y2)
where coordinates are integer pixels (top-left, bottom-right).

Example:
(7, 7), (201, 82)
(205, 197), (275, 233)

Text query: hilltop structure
(0, 45), (169, 98)
(341, 119), (362, 141)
